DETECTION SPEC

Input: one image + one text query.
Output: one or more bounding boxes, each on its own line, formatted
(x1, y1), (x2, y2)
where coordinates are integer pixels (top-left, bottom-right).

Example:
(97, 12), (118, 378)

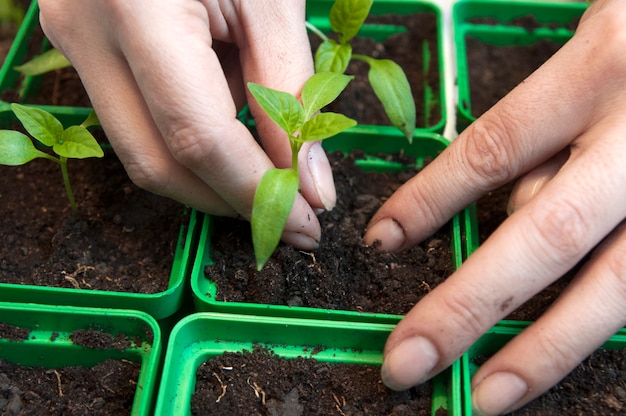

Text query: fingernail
(472, 372), (528, 416)
(364, 218), (406, 251)
(381, 336), (439, 391)
(282, 231), (319, 251)
(308, 143), (336, 211)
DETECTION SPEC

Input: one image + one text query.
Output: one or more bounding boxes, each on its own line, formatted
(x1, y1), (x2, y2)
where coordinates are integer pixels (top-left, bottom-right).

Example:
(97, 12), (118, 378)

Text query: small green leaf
(314, 39), (352, 74)
(302, 72), (353, 119)
(81, 110), (100, 129)
(363, 57), (416, 143)
(251, 168), (299, 270)
(300, 112), (357, 142)
(0, 130), (51, 165)
(248, 82), (305, 136)
(330, 0), (373, 44)
(13, 48), (71, 76)
(10, 103), (63, 147)
(54, 126), (104, 159)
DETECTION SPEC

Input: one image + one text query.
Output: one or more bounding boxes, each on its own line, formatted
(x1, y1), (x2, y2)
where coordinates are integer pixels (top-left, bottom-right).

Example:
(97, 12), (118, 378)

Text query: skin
(39, 0), (624, 414)
(364, 0), (626, 414)
(38, 0), (336, 250)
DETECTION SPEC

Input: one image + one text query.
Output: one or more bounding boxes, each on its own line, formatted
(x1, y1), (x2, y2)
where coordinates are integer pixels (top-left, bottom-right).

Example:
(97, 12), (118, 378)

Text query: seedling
(248, 72), (356, 270)
(0, 103), (103, 211)
(13, 48), (71, 76)
(306, 0), (416, 142)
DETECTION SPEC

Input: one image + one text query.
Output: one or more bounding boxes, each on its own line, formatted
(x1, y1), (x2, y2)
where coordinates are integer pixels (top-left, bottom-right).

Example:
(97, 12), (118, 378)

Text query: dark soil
(191, 346), (445, 416)
(465, 36), (564, 117)
(205, 151), (454, 315)
(0, 146), (185, 294)
(0, 323), (146, 415)
(0, 358), (140, 416)
(311, 12), (441, 128)
(473, 348), (626, 415)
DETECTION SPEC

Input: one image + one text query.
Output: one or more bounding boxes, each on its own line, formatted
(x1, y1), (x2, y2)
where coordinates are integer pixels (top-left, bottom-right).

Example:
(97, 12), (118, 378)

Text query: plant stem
(59, 157), (77, 212)
(305, 21), (328, 42)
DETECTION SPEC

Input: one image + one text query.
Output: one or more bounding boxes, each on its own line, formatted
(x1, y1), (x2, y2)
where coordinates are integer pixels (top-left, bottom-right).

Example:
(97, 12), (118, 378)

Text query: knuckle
(527, 197), (590, 267)
(166, 124), (217, 168)
(533, 329), (581, 375)
(124, 161), (171, 196)
(440, 289), (491, 335)
(460, 116), (518, 188)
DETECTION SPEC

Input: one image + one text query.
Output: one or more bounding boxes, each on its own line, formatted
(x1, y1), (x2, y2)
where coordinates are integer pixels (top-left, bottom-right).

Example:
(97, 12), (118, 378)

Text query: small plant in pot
(248, 0), (416, 270)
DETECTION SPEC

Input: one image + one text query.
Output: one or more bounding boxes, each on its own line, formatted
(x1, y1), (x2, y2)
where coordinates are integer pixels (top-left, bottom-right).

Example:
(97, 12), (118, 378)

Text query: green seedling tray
(454, 0), (587, 131)
(305, 0), (446, 134)
(191, 130), (467, 324)
(0, 209), (200, 321)
(0, 301), (161, 416)
(155, 312), (462, 415)
(0, 1), (92, 126)
(461, 322), (626, 415)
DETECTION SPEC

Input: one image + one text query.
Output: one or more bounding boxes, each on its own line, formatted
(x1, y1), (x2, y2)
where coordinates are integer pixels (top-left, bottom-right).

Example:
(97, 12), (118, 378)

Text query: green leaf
(330, 0), (373, 44)
(300, 112), (357, 142)
(10, 103), (63, 147)
(363, 57), (416, 143)
(13, 48), (71, 76)
(0, 130), (51, 165)
(247, 82), (305, 136)
(81, 110), (100, 129)
(54, 126), (104, 159)
(301, 72), (353, 119)
(314, 39), (352, 74)
(251, 168), (299, 270)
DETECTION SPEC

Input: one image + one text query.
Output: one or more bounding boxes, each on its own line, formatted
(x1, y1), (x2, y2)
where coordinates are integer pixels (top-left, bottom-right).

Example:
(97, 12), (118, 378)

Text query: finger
(380, 117), (626, 391)
(111, 1), (322, 247)
(364, 29), (601, 251)
(506, 149), (569, 215)
(40, 1), (236, 216)
(471, 220), (626, 415)
(236, 1), (337, 212)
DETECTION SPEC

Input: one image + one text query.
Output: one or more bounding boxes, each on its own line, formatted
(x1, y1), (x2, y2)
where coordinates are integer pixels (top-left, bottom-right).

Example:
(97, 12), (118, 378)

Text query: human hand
(364, 0), (626, 414)
(38, 0), (335, 249)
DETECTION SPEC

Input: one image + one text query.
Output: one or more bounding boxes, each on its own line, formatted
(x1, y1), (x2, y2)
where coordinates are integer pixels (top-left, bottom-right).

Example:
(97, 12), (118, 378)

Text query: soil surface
(0, 145), (185, 294)
(0, 323), (146, 416)
(473, 348), (626, 415)
(191, 346), (445, 416)
(205, 151), (454, 315)
(311, 12), (441, 128)
(465, 36), (564, 117)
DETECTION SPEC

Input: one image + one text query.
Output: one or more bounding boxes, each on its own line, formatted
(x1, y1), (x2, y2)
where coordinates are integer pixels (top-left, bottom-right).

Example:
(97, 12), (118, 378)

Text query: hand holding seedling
(366, 1), (626, 414)
(0, 104), (102, 211)
(38, 0), (335, 249)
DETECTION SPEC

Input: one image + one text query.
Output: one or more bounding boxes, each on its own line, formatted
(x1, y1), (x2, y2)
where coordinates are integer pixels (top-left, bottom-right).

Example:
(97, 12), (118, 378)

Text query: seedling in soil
(306, 0), (416, 142)
(248, 72), (356, 270)
(0, 103), (103, 211)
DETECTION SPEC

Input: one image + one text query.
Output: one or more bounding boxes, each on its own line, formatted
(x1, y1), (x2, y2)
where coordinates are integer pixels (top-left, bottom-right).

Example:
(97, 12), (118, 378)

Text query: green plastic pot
(0, 301), (161, 416)
(454, 0), (587, 132)
(0, 1), (92, 127)
(191, 130), (466, 324)
(307, 0), (446, 134)
(155, 312), (462, 415)
(461, 322), (626, 415)
(0, 208), (200, 321)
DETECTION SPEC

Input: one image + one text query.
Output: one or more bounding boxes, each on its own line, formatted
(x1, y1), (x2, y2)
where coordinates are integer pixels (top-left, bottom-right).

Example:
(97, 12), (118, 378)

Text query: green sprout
(13, 48), (71, 76)
(0, 103), (103, 211)
(306, 0), (416, 142)
(248, 72), (356, 270)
